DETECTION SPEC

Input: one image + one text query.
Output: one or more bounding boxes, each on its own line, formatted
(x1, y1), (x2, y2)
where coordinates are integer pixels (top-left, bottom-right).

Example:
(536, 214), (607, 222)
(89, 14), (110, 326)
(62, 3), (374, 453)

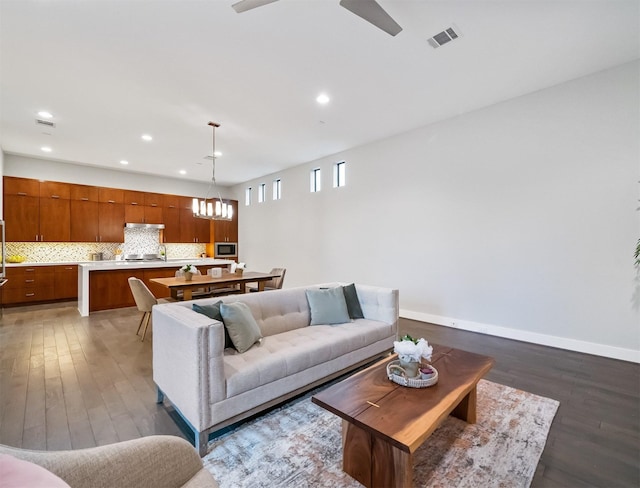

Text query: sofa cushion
(223, 318), (395, 398)
(220, 302), (263, 353)
(192, 302), (234, 350)
(305, 287), (351, 325)
(342, 283), (364, 319)
(0, 454), (71, 488)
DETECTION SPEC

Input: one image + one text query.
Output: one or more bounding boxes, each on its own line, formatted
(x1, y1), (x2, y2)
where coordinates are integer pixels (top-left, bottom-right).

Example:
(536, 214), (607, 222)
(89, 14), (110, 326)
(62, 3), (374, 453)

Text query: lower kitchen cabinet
(89, 269), (145, 312)
(4, 266), (55, 304)
(54, 265), (78, 300)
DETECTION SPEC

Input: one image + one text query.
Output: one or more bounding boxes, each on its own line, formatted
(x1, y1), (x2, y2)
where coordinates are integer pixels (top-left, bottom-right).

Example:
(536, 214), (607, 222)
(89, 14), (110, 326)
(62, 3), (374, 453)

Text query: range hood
(125, 223), (165, 229)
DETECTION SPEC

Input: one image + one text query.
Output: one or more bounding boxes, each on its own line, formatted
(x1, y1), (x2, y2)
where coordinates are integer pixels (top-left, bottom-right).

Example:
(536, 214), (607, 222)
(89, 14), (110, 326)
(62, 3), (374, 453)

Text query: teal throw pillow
(342, 283), (364, 319)
(305, 287), (351, 326)
(192, 302), (233, 349)
(220, 302), (263, 353)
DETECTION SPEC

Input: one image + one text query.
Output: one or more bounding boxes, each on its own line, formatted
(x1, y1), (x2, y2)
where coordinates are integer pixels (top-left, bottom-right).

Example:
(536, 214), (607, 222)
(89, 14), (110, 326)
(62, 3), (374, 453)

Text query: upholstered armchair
(0, 435), (218, 488)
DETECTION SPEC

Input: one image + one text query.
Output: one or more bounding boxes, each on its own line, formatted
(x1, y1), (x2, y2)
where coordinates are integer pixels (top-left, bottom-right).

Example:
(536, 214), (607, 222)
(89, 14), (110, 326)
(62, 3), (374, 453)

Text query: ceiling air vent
(427, 26), (461, 48)
(36, 119), (56, 128)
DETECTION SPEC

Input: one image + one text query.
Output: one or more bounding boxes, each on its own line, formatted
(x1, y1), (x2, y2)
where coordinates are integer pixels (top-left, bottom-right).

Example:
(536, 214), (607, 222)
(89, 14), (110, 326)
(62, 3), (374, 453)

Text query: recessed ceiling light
(120, 160), (129, 165)
(41, 146), (52, 153)
(179, 170), (186, 175)
(37, 111), (53, 119)
(316, 93), (330, 105)
(214, 151), (222, 157)
(141, 134), (153, 141)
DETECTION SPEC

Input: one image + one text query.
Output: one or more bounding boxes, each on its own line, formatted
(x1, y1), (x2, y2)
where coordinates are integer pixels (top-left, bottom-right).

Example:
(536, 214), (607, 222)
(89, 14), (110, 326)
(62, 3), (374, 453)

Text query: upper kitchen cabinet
(3, 177), (70, 241)
(162, 193), (181, 243)
(179, 196), (210, 243)
(213, 200), (239, 243)
(98, 187), (124, 242)
(70, 184), (99, 242)
(124, 190), (163, 224)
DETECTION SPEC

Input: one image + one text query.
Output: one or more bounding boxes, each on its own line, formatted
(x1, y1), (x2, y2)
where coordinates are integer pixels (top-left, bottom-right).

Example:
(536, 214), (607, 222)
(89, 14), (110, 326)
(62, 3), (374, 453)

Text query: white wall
(3, 155), (232, 199)
(233, 61), (640, 362)
(0, 149), (4, 216)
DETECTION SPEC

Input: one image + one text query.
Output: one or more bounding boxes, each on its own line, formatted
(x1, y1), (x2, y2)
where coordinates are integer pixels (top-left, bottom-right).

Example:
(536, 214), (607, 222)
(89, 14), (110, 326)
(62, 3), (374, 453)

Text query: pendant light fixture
(192, 121), (233, 221)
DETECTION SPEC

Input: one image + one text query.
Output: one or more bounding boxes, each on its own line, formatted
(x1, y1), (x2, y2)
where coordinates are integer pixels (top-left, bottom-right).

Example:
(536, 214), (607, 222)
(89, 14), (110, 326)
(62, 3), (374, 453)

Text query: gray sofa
(152, 283), (399, 456)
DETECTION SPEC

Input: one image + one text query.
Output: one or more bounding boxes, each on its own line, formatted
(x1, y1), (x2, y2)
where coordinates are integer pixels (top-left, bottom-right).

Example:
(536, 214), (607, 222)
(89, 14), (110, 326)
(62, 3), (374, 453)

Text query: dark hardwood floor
(1, 302), (638, 487)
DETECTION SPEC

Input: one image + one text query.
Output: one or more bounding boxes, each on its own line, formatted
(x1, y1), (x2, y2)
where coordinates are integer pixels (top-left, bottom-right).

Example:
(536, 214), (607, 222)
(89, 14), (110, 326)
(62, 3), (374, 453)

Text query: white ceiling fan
(231, 0), (402, 36)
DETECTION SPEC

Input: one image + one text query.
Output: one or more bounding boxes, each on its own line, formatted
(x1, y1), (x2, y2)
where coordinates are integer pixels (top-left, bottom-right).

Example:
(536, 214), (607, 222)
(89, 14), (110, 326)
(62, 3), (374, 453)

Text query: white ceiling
(1, 0), (638, 186)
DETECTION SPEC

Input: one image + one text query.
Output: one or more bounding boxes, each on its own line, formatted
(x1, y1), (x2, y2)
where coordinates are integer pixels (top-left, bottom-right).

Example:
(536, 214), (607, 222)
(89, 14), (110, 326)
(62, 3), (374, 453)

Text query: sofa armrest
(152, 304), (226, 431)
(355, 284), (399, 328)
(0, 436), (217, 488)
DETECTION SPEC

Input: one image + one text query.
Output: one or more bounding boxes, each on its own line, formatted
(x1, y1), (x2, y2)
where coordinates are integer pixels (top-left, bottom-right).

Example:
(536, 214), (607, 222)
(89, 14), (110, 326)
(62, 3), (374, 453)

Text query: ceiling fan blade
(339, 0), (402, 36)
(232, 0), (279, 14)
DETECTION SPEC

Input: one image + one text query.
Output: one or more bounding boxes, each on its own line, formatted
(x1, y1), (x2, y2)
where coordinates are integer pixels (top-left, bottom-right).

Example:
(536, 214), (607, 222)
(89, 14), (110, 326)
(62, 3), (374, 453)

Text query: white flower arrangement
(393, 335), (433, 363)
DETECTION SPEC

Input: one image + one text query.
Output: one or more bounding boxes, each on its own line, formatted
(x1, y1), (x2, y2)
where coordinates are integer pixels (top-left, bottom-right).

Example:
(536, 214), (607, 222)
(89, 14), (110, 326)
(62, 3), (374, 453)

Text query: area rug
(203, 380), (559, 488)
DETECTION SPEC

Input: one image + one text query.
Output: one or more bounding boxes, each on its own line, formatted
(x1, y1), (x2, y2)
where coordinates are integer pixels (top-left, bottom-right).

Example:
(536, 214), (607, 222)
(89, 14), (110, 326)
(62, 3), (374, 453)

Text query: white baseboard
(399, 309), (640, 364)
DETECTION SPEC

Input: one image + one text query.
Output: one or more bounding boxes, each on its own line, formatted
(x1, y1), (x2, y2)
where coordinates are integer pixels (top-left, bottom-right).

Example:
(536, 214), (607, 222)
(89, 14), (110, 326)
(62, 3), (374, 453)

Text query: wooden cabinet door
(194, 217), (211, 244)
(228, 200), (239, 242)
(54, 265), (78, 299)
(3, 176), (39, 196)
(40, 181), (70, 199)
(70, 199), (99, 242)
(179, 208), (196, 243)
(144, 192), (164, 208)
(39, 197), (70, 242)
(4, 195), (39, 241)
(99, 187), (124, 204)
(89, 269), (144, 312)
(144, 205), (163, 224)
(162, 207), (180, 243)
(69, 184), (99, 202)
(213, 200), (238, 242)
(98, 202), (124, 242)
(124, 204), (145, 223)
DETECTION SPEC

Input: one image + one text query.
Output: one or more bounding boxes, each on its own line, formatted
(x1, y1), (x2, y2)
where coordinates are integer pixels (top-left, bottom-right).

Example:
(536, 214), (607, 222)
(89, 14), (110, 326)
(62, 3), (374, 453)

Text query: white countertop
(79, 258), (234, 271)
(7, 258), (234, 269)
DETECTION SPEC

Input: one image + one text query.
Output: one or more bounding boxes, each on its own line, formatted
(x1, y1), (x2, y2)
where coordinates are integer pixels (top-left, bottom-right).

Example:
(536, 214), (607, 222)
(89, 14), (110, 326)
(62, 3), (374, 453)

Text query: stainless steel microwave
(214, 242), (237, 258)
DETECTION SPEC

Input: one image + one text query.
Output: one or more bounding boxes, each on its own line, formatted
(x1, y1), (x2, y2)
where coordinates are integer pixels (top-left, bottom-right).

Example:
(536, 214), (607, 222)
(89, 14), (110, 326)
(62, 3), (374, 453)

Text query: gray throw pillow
(192, 302), (233, 349)
(342, 283), (364, 319)
(220, 302), (263, 353)
(305, 287), (351, 325)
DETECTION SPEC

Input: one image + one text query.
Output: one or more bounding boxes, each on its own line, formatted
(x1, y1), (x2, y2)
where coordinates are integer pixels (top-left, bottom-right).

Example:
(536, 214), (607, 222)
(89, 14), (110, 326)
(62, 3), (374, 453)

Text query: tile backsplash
(5, 228), (206, 263)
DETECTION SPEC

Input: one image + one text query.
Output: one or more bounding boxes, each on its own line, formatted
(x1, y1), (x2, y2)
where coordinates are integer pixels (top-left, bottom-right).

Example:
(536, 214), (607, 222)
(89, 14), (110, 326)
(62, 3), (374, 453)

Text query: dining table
(149, 270), (282, 301)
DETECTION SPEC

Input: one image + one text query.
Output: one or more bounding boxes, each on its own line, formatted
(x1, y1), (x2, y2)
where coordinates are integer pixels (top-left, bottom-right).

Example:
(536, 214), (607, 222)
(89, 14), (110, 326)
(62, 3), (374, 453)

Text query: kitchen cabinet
(213, 200), (238, 243)
(124, 190), (164, 224)
(162, 207), (181, 243)
(3, 178), (70, 242)
(98, 202), (125, 242)
(179, 207), (210, 243)
(89, 269), (144, 312)
(54, 265), (78, 299)
(3, 195), (40, 241)
(4, 266), (55, 304)
(70, 184), (99, 242)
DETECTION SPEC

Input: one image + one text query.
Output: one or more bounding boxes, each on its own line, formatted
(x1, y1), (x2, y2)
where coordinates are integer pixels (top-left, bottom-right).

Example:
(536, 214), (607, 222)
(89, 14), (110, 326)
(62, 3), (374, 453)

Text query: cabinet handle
(131, 202), (138, 205)
(65, 267), (73, 270)
(151, 203), (158, 207)
(25, 269), (35, 272)
(25, 293), (35, 297)
(25, 279), (35, 283)
(108, 200), (115, 203)
(18, 192), (27, 196)
(51, 195), (60, 199)
(81, 197), (89, 201)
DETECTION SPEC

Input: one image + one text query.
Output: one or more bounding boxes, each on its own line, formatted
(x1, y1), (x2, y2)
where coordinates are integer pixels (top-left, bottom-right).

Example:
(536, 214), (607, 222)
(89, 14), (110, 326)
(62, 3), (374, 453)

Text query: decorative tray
(386, 360), (439, 388)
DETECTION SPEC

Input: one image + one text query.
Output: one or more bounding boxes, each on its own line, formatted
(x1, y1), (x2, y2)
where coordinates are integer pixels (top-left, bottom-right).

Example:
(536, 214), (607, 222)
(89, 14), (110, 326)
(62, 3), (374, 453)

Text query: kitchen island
(78, 258), (234, 316)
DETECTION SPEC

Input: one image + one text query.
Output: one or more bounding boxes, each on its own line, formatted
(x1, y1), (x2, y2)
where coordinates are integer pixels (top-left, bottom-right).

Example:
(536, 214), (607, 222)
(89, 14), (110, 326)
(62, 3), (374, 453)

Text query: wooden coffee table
(312, 345), (494, 488)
